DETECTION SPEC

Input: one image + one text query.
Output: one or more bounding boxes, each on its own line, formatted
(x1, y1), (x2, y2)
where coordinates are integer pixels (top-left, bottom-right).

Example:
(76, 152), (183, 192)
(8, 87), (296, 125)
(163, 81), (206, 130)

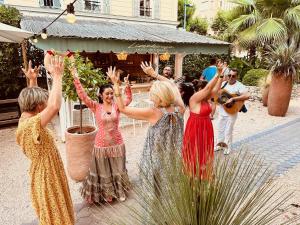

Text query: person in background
(215, 68), (250, 155)
(162, 65), (173, 79)
(16, 55), (75, 225)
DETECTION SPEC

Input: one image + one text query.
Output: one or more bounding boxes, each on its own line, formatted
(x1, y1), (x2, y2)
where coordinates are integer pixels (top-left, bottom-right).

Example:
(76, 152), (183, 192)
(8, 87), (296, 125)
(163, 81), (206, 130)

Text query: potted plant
(63, 53), (107, 181)
(258, 72), (272, 107)
(265, 39), (300, 116)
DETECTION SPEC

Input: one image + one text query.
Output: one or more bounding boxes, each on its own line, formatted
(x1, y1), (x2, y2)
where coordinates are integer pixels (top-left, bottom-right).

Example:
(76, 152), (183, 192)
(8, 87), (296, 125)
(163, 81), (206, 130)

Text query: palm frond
(284, 5), (300, 30)
(236, 24), (259, 48)
(265, 38), (300, 77)
(107, 149), (297, 225)
(256, 18), (287, 43)
(228, 12), (260, 34)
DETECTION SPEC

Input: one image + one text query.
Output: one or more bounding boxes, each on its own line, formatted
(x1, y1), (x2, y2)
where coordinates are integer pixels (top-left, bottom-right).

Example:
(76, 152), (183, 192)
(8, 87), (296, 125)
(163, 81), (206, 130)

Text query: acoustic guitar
(213, 89), (245, 115)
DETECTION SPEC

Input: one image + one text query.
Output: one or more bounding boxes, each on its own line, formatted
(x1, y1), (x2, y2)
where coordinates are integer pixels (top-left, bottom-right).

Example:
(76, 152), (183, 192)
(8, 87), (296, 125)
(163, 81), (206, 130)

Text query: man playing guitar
(215, 68), (250, 155)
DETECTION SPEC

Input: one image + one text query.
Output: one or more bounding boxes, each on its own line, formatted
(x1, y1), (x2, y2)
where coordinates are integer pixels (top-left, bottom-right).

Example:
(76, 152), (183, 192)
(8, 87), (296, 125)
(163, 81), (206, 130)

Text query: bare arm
(123, 74), (132, 106)
(190, 64), (224, 104)
(40, 54), (64, 128)
(232, 92), (250, 101)
(140, 62), (185, 114)
(190, 75), (220, 104)
(107, 66), (157, 123)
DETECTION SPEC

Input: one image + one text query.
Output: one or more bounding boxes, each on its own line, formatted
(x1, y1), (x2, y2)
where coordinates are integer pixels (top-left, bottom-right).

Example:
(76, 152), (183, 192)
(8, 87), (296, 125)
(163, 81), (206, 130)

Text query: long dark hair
(179, 82), (195, 106)
(98, 83), (113, 103)
(192, 79), (208, 91)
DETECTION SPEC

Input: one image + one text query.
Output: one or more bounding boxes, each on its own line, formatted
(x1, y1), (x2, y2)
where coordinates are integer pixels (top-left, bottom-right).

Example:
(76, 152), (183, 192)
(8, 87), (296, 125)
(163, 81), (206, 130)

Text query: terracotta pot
(65, 125), (97, 182)
(267, 74), (293, 117)
(262, 86), (269, 107)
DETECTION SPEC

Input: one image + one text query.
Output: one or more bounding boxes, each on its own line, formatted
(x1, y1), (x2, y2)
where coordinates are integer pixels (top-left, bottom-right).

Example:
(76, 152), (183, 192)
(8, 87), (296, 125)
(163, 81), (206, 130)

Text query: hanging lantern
(159, 52), (170, 61)
(116, 51), (128, 61)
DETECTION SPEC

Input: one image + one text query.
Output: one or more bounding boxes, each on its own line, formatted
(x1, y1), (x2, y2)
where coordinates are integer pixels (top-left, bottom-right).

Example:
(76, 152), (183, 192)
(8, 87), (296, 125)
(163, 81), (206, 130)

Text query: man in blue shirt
(201, 58), (217, 81)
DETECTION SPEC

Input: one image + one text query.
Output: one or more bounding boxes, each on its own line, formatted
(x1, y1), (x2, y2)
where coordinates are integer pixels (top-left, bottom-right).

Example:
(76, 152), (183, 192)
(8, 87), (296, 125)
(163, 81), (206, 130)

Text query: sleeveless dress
(182, 101), (214, 177)
(16, 114), (74, 225)
(140, 107), (184, 192)
(74, 78), (132, 202)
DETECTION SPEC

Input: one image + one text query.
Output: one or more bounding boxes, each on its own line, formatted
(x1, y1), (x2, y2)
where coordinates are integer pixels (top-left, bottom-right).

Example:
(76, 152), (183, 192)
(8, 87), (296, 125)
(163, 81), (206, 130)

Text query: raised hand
(124, 74), (130, 86)
(22, 60), (40, 80)
(45, 54), (64, 79)
(106, 66), (120, 84)
(140, 61), (156, 77)
(217, 61), (224, 75)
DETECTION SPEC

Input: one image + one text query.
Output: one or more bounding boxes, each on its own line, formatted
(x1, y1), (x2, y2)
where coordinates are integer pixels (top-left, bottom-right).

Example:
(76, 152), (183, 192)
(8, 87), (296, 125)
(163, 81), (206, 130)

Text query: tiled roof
(21, 15), (229, 45)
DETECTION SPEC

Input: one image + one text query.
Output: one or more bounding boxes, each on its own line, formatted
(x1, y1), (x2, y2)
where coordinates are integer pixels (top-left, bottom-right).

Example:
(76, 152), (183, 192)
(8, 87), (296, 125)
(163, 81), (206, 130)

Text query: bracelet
(114, 93), (122, 97)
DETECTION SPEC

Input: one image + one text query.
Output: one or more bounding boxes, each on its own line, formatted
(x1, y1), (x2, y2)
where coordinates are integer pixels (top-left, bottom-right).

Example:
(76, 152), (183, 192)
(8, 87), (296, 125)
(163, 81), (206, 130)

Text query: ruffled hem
(93, 144), (125, 158)
(81, 171), (131, 203)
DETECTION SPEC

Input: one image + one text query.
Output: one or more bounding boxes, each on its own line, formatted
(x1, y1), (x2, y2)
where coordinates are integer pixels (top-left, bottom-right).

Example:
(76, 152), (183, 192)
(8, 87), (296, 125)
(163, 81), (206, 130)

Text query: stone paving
(74, 117), (300, 225)
(233, 118), (300, 175)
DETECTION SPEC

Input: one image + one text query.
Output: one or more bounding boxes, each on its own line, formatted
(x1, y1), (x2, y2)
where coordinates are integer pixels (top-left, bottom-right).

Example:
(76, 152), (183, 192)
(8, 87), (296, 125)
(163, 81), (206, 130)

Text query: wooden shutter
(39, 0), (45, 7)
(103, 0), (110, 14)
(132, 0), (140, 17)
(52, 0), (61, 9)
(153, 0), (160, 19)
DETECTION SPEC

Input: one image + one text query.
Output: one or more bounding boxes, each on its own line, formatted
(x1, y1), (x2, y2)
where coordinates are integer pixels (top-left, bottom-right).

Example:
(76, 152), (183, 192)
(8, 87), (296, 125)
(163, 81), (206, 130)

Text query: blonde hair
(150, 81), (176, 107)
(18, 87), (49, 112)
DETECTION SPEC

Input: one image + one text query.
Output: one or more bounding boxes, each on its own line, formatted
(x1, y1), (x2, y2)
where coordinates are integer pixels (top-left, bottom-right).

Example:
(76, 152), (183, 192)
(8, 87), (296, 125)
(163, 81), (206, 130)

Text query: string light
(66, 3), (76, 24)
(41, 28), (47, 39)
(32, 35), (38, 43)
(31, 0), (78, 42)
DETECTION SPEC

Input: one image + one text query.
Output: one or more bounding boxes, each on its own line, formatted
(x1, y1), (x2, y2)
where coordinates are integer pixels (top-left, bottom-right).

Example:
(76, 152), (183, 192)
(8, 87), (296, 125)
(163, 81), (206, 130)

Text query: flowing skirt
(81, 144), (131, 203)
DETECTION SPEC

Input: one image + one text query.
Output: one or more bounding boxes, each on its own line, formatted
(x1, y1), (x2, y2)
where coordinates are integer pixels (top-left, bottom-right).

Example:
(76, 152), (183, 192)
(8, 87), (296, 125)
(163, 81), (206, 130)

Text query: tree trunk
(21, 40), (29, 86)
(267, 73), (293, 117)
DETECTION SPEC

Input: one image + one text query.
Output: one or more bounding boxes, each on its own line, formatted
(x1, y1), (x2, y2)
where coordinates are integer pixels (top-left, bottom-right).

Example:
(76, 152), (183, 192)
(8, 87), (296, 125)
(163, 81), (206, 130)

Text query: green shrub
(242, 69), (269, 86)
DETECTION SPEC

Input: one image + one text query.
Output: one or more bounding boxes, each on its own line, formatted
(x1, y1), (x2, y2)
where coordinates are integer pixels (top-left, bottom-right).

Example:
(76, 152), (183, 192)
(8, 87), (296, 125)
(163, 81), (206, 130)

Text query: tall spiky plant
(103, 149), (298, 225)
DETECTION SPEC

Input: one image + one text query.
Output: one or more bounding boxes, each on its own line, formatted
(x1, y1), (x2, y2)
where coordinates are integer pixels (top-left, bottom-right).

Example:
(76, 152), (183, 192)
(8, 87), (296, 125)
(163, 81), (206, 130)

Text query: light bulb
(66, 13), (76, 23)
(41, 33), (47, 39)
(32, 35), (38, 43)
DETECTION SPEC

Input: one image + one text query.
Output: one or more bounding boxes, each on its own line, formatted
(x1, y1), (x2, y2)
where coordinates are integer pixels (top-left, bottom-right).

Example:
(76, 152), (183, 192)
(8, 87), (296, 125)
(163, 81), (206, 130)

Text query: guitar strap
(220, 81), (247, 113)
(221, 82), (228, 89)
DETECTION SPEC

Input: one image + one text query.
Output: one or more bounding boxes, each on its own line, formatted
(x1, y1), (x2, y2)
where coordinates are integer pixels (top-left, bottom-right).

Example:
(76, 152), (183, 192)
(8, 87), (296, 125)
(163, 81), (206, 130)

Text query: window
(43, 0), (53, 7)
(140, 0), (151, 17)
(40, 0), (61, 8)
(85, 0), (101, 11)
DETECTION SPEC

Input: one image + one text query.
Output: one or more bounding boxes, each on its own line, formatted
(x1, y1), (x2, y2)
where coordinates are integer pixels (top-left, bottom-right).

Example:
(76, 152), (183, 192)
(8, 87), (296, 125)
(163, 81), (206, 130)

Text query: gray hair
(18, 87), (49, 112)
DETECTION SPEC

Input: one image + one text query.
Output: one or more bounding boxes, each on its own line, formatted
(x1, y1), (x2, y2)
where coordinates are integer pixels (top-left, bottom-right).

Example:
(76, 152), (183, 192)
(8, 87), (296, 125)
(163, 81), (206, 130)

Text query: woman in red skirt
(182, 66), (224, 178)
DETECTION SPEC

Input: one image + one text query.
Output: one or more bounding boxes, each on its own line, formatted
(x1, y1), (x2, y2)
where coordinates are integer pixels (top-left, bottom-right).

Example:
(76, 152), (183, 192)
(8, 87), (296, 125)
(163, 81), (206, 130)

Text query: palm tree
(265, 38), (300, 116)
(226, 0), (300, 62)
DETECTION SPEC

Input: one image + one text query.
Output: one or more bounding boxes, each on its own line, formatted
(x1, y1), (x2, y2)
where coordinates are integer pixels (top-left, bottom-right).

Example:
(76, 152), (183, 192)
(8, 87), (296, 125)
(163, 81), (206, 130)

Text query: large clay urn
(65, 125), (97, 182)
(262, 86), (269, 107)
(267, 74), (293, 117)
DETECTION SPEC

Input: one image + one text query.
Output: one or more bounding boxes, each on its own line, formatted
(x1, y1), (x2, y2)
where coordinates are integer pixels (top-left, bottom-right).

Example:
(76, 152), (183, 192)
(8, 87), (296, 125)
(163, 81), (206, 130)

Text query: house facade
(193, 0), (236, 22)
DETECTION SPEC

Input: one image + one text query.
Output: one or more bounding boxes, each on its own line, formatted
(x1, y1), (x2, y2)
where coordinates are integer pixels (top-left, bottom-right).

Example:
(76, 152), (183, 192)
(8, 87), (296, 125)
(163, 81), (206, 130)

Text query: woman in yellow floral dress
(16, 54), (74, 225)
